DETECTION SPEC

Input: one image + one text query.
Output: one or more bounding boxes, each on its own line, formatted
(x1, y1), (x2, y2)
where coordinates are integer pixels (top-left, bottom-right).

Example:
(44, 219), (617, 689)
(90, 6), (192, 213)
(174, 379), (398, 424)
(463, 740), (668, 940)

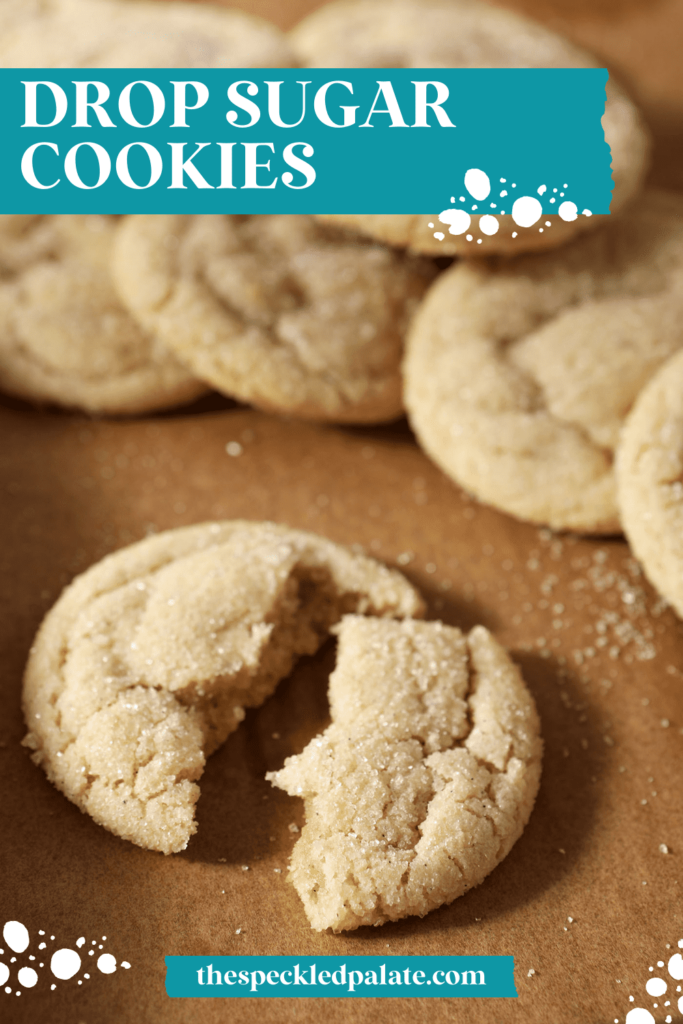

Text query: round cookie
(291, 0), (650, 257)
(269, 615), (542, 931)
(616, 348), (683, 619)
(113, 214), (435, 423)
(0, 215), (207, 415)
(22, 521), (424, 854)
(0, 0), (294, 68)
(404, 190), (683, 533)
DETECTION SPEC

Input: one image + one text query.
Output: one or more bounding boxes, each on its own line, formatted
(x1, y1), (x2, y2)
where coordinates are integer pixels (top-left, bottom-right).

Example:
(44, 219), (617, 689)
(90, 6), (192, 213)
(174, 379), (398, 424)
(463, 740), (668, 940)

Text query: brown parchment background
(1, 1), (683, 1022)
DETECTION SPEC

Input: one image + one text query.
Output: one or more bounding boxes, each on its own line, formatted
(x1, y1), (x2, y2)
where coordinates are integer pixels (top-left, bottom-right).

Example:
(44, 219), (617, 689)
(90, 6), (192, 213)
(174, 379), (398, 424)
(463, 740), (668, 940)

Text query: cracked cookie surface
(0, 0), (294, 68)
(22, 521), (424, 854)
(291, 0), (649, 257)
(404, 190), (683, 533)
(112, 213), (435, 423)
(269, 616), (542, 931)
(0, 214), (206, 414)
(617, 348), (683, 619)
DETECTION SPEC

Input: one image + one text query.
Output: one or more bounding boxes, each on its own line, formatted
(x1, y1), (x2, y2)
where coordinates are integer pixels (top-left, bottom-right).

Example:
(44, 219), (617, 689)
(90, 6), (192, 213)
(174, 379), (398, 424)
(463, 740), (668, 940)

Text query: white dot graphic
(537, 184), (547, 195)
(51, 948), (81, 980)
(583, 209), (593, 217)
(97, 954), (117, 975)
(668, 954), (683, 980)
(0, 964), (8, 986)
(438, 208), (471, 235)
(464, 168), (491, 201)
(647, 978), (667, 997)
(559, 201), (578, 222)
(479, 215), (499, 236)
(3, 922), (29, 954)
(511, 196), (542, 228)
(626, 1009), (655, 1024)
(18, 967), (38, 989)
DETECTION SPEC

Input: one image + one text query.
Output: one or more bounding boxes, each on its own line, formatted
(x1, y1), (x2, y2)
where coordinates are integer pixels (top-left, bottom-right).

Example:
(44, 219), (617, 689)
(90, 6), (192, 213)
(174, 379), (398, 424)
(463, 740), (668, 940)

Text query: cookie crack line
(22, 521), (424, 855)
(269, 618), (542, 931)
(112, 214), (434, 423)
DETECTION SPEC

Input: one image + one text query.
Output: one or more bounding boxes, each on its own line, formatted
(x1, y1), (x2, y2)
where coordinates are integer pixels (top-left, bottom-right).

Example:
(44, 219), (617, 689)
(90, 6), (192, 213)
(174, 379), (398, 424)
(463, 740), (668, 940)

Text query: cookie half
(0, 0), (294, 67)
(291, 0), (649, 257)
(22, 522), (424, 854)
(0, 215), (207, 414)
(269, 616), (542, 931)
(404, 190), (683, 533)
(617, 349), (683, 618)
(113, 214), (435, 423)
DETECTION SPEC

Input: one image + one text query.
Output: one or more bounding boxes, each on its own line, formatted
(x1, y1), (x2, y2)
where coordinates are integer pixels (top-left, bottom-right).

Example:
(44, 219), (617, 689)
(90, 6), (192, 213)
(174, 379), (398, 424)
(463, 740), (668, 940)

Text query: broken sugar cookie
(617, 348), (683, 619)
(0, 0), (294, 68)
(269, 616), (542, 931)
(112, 214), (435, 423)
(291, 0), (649, 257)
(404, 190), (683, 533)
(22, 522), (424, 854)
(0, 214), (207, 415)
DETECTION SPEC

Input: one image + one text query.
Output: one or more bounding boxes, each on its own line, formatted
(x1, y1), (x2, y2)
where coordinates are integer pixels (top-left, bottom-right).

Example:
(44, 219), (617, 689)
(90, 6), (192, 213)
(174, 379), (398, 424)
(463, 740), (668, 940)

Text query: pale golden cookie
(113, 214), (434, 423)
(269, 616), (542, 931)
(0, 0), (294, 68)
(0, 0), (44, 36)
(404, 190), (683, 533)
(0, 215), (206, 415)
(616, 349), (683, 619)
(22, 522), (424, 854)
(291, 0), (649, 257)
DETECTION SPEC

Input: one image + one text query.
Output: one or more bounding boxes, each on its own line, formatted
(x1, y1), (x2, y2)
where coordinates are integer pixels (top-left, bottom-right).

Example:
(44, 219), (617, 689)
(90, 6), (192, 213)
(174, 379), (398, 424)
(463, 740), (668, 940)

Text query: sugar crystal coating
(269, 616), (542, 931)
(23, 522), (424, 854)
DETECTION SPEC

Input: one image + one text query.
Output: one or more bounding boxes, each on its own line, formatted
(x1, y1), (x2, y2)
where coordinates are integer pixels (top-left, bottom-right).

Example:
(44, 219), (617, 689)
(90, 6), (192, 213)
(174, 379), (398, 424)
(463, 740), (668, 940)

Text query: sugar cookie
(617, 348), (683, 619)
(22, 522), (424, 854)
(291, 0), (649, 256)
(269, 616), (542, 931)
(404, 190), (683, 533)
(0, 215), (206, 414)
(113, 214), (434, 423)
(0, 0), (294, 68)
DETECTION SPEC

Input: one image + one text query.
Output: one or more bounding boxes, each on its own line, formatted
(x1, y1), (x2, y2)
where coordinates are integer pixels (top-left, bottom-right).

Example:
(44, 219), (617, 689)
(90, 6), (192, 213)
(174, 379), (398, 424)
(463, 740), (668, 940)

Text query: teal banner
(164, 955), (517, 998)
(0, 68), (610, 215)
